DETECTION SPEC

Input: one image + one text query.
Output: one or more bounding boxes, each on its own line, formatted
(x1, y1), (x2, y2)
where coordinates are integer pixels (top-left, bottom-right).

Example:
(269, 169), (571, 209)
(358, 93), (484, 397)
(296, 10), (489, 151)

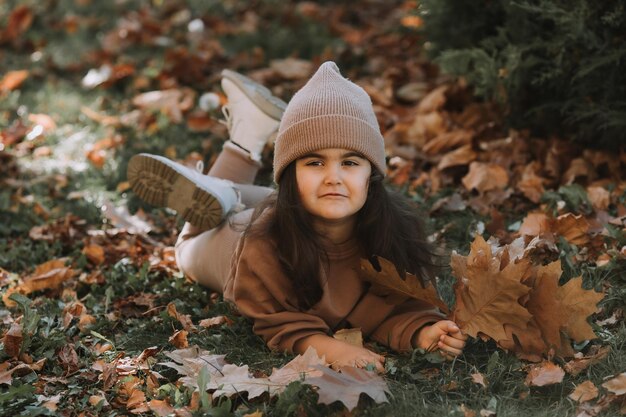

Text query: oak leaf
(304, 365), (389, 411)
(451, 236), (533, 341)
(525, 261), (603, 357)
(209, 364), (270, 399)
(268, 346), (326, 389)
(360, 256), (448, 313)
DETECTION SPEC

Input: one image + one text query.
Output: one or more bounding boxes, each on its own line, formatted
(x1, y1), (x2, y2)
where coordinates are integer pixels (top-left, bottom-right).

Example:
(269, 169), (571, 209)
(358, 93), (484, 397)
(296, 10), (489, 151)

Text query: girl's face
(295, 148), (371, 224)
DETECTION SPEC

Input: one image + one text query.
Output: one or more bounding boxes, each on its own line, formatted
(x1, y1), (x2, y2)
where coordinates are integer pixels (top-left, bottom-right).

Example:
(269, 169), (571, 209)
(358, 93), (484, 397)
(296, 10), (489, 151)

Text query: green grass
(1, 1), (624, 416)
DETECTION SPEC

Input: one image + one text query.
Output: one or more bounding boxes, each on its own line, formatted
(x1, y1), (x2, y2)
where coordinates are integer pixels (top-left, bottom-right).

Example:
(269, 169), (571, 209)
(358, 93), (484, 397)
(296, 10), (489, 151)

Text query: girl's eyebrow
(300, 151), (366, 159)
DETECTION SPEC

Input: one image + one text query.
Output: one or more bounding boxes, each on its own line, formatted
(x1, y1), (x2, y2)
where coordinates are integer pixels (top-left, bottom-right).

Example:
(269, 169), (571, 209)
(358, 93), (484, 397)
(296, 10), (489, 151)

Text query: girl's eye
(343, 160), (359, 166)
(305, 160), (323, 166)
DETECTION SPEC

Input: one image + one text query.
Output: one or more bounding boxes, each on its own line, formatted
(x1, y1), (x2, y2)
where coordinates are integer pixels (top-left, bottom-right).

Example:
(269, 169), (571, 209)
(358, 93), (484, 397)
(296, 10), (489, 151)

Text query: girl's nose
(323, 164), (342, 184)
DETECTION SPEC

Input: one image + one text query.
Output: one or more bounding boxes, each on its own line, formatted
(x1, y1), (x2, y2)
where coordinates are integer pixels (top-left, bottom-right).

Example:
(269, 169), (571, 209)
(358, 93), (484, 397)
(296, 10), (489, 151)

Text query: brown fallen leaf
(2, 6), (34, 43)
(3, 323), (23, 357)
(602, 372), (626, 396)
(169, 330), (189, 348)
(555, 213), (590, 246)
(127, 389), (149, 414)
(38, 394), (61, 412)
(148, 399), (176, 417)
(0, 70), (29, 93)
(517, 162), (546, 203)
(524, 361), (565, 386)
(59, 344), (79, 373)
(438, 145), (478, 170)
(462, 162), (509, 193)
(167, 303), (196, 331)
(360, 256), (449, 313)
(132, 88), (196, 123)
(333, 328), (363, 348)
(569, 380), (599, 403)
(519, 212), (552, 237)
(587, 185), (610, 211)
(451, 236), (533, 341)
(198, 316), (233, 329)
(471, 372), (487, 388)
(304, 365), (390, 411)
(82, 244), (105, 265)
(422, 129), (474, 156)
(270, 58), (313, 80)
(417, 85), (448, 114)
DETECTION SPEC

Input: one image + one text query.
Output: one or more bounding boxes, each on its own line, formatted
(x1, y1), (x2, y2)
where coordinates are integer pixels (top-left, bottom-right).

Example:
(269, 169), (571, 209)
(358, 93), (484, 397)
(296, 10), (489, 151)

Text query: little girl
(128, 62), (467, 372)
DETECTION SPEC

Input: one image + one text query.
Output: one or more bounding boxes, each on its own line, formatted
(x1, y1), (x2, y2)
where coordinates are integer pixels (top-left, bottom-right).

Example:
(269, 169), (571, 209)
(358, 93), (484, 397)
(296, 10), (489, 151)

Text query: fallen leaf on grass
(127, 389), (149, 414)
(209, 364), (271, 399)
(437, 144), (478, 170)
(37, 394), (61, 412)
(569, 380), (599, 402)
(602, 373), (626, 396)
(198, 316), (233, 328)
(471, 372), (487, 388)
(82, 244), (105, 265)
(268, 347), (326, 388)
(2, 258), (77, 307)
(169, 330), (189, 348)
(524, 361), (565, 386)
(462, 162), (509, 193)
(132, 88), (196, 123)
(360, 256), (448, 313)
(167, 303), (196, 331)
(3, 323), (23, 357)
(270, 58), (313, 80)
(2, 6), (33, 42)
(148, 399), (176, 417)
(89, 394), (110, 407)
(304, 365), (390, 411)
(0, 70), (29, 93)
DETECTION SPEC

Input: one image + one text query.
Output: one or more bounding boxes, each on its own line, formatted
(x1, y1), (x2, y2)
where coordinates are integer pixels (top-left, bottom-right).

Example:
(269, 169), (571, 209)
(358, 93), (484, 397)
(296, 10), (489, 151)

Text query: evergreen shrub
(419, 0), (626, 148)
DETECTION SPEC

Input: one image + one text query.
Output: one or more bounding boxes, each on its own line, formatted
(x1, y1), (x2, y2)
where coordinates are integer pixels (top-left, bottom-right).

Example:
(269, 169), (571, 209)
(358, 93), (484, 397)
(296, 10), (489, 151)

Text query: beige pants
(174, 144), (273, 292)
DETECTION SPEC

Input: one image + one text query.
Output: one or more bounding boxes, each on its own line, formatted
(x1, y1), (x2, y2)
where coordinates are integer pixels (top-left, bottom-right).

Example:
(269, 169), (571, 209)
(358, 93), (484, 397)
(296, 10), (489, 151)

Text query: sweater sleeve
(224, 236), (330, 353)
(369, 298), (446, 353)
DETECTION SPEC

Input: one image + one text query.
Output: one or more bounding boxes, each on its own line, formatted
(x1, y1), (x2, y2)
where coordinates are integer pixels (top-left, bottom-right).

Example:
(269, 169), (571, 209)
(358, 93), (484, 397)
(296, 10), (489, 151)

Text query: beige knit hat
(273, 61), (386, 183)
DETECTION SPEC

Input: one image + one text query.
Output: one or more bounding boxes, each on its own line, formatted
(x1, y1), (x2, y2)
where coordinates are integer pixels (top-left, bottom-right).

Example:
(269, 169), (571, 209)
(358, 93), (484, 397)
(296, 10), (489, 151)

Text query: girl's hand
(327, 343), (386, 373)
(413, 320), (468, 360)
(294, 334), (385, 373)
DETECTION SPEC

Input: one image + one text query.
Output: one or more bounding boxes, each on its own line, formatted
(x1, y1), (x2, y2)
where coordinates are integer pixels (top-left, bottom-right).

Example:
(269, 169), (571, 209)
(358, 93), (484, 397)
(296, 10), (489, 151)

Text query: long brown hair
(244, 162), (438, 309)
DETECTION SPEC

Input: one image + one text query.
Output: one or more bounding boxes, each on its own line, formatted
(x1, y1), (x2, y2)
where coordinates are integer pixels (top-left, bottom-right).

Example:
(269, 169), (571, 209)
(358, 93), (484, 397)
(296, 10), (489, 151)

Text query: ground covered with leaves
(1, 1), (625, 416)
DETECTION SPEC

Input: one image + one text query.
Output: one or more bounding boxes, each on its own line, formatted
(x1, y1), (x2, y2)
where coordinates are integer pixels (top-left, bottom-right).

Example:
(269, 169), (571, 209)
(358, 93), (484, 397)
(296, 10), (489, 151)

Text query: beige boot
(127, 154), (240, 230)
(221, 70), (286, 161)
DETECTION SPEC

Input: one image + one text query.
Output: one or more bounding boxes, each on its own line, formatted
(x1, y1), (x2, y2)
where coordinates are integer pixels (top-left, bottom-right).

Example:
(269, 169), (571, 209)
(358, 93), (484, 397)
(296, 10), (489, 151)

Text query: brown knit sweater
(223, 223), (445, 353)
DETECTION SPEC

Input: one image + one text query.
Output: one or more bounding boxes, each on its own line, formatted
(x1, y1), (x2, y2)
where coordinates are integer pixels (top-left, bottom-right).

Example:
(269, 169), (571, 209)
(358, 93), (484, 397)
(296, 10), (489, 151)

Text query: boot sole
(221, 69), (286, 120)
(127, 154), (224, 230)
